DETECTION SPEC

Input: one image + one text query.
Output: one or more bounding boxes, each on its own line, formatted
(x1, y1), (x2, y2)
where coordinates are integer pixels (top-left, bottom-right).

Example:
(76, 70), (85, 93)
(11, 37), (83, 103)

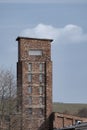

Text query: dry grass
(53, 102), (87, 115)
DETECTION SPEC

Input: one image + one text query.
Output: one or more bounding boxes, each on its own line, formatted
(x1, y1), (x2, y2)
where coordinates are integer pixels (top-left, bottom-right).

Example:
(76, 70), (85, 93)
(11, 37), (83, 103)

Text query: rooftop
(16, 36), (53, 42)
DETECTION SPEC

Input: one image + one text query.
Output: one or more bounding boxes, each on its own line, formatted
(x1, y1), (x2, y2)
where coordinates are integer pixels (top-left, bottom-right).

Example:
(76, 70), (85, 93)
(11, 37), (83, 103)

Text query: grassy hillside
(53, 102), (87, 115)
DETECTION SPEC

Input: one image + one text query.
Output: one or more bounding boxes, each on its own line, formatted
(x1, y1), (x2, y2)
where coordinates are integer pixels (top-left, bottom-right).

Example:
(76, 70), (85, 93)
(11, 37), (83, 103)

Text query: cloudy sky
(0, 0), (87, 103)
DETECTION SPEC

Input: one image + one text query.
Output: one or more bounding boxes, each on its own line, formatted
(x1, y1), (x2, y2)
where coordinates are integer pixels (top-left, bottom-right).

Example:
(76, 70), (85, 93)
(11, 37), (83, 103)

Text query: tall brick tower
(16, 37), (53, 130)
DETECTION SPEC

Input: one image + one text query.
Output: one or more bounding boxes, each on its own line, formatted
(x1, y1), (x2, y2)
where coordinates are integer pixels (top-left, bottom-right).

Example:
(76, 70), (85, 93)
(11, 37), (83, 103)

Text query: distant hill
(53, 102), (87, 115)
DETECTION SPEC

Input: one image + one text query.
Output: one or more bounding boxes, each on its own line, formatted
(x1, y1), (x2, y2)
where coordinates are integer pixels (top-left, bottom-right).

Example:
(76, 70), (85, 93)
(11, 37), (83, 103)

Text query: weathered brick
(16, 37), (53, 130)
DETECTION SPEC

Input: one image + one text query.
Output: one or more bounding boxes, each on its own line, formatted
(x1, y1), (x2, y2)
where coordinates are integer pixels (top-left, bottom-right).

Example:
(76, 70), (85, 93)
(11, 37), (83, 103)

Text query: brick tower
(16, 37), (53, 130)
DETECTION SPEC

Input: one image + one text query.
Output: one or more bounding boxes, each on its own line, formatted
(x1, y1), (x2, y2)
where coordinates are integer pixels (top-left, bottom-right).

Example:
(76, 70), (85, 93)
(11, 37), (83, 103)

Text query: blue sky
(0, 0), (87, 103)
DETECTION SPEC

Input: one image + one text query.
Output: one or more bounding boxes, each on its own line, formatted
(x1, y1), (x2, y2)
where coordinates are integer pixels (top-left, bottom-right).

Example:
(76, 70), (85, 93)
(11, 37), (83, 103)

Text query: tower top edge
(16, 36), (53, 42)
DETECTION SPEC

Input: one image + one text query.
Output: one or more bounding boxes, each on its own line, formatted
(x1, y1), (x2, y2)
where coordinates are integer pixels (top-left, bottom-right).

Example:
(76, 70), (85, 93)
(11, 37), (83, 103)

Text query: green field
(53, 102), (87, 115)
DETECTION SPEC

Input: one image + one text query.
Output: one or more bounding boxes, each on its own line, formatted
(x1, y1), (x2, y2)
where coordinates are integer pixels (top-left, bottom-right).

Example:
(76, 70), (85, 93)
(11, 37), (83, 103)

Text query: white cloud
(20, 24), (87, 44)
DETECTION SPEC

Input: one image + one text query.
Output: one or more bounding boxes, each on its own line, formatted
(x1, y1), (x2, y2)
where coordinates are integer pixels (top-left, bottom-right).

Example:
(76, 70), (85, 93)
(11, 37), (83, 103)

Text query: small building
(53, 112), (87, 129)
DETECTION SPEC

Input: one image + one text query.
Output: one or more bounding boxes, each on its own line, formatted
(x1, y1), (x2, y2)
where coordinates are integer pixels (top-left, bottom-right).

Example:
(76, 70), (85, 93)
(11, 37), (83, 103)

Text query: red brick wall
(16, 37), (53, 130)
(64, 117), (73, 127)
(53, 113), (87, 129)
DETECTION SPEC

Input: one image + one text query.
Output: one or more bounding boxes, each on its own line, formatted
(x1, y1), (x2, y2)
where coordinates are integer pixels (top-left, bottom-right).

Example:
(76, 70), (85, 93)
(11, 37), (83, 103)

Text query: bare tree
(0, 68), (17, 130)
